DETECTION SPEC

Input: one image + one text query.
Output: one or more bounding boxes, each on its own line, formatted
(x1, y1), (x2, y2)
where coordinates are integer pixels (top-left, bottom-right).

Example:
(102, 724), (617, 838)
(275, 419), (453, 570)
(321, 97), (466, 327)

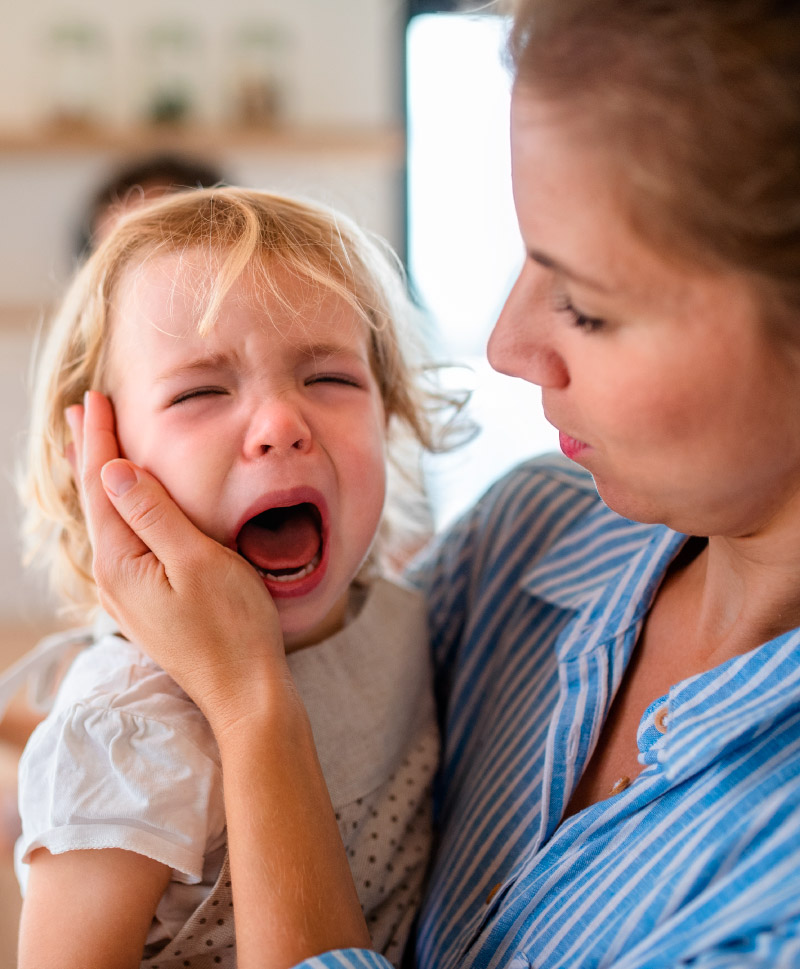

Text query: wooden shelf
(0, 123), (405, 160)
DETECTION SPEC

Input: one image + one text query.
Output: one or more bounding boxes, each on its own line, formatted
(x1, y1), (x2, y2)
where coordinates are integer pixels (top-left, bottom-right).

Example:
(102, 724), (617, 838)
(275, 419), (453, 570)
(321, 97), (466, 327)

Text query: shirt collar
(521, 498), (687, 660)
(650, 628), (800, 784)
(521, 497), (800, 777)
(520, 500), (675, 611)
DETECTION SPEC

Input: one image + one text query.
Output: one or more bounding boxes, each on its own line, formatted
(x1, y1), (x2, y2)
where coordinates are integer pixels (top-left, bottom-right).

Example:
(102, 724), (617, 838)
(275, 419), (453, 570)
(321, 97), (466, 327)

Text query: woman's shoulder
(483, 451), (599, 505)
(466, 451), (636, 556)
(410, 452), (651, 605)
(487, 450), (587, 492)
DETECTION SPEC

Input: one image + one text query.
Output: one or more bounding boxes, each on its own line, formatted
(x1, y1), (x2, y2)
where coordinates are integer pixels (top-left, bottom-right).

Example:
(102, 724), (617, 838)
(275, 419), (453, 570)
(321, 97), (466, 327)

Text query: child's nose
(244, 395), (311, 457)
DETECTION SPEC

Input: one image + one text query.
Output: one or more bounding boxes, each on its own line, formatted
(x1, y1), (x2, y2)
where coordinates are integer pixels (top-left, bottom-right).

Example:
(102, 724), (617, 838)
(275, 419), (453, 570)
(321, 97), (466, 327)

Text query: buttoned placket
(473, 527), (688, 942)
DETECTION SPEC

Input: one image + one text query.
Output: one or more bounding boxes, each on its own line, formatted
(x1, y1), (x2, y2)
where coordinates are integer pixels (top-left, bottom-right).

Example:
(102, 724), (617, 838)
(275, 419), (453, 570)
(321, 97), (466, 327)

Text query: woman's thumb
(99, 459), (189, 568)
(100, 456), (221, 583)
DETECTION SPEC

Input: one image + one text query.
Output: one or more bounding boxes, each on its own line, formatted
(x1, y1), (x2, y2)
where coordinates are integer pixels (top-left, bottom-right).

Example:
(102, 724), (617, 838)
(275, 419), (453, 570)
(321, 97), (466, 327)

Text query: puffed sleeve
(14, 634), (225, 892)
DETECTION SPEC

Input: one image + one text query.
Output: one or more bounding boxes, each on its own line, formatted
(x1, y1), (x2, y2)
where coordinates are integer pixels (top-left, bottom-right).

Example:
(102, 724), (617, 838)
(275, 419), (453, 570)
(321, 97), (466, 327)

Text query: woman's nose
(487, 264), (569, 389)
(243, 395), (311, 457)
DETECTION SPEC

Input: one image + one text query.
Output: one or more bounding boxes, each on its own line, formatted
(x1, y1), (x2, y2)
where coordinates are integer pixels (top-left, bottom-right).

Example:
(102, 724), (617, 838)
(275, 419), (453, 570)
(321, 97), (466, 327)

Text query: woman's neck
(667, 521), (800, 671)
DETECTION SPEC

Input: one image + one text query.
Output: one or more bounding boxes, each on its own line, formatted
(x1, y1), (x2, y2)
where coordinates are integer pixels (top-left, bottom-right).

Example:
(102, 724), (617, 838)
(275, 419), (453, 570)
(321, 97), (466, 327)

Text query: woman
(56, 0), (800, 966)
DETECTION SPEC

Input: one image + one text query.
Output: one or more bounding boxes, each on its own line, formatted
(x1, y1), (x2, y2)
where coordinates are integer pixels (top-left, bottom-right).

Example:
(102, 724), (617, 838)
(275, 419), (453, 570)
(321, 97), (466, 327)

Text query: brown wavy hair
(509, 0), (800, 324)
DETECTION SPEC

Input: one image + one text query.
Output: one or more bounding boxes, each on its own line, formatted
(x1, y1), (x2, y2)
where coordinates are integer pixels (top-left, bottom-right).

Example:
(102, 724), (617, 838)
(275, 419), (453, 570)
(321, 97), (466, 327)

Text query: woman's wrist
(214, 672), (372, 968)
(210, 666), (310, 757)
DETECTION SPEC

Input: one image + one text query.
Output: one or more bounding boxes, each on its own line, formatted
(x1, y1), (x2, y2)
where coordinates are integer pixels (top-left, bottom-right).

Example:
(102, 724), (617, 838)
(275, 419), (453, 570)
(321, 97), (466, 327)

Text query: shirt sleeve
(15, 639), (225, 891)
(290, 951), (394, 969)
(667, 917), (800, 969)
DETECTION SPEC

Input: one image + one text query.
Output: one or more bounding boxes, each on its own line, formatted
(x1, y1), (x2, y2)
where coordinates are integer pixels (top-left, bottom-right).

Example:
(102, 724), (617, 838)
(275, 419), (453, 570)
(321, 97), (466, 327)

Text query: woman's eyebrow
(527, 247), (613, 293)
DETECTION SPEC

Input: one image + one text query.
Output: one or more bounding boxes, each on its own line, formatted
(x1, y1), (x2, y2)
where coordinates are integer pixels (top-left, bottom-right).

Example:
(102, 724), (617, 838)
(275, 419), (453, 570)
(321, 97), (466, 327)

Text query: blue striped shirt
(299, 455), (800, 969)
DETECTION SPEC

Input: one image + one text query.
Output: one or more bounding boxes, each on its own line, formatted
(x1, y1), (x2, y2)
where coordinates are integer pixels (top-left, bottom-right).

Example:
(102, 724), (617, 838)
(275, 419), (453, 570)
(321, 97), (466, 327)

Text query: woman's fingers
(77, 392), (285, 728)
(82, 393), (216, 589)
(77, 391), (148, 560)
(98, 459), (215, 589)
(64, 405), (84, 476)
(98, 456), (285, 727)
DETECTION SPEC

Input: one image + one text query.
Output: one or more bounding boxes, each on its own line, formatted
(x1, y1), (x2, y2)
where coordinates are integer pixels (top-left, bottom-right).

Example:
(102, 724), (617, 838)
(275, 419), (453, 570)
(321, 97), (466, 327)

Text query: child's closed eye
(305, 373), (363, 388)
(170, 386), (230, 405)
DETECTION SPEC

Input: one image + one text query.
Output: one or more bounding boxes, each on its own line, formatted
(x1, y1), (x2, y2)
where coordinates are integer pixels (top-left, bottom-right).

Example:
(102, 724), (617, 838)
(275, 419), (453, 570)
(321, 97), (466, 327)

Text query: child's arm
(18, 847), (170, 969)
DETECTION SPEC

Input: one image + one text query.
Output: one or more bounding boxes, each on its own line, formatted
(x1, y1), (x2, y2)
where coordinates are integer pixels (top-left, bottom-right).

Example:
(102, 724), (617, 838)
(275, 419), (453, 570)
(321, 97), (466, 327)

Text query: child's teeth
(257, 551), (321, 583)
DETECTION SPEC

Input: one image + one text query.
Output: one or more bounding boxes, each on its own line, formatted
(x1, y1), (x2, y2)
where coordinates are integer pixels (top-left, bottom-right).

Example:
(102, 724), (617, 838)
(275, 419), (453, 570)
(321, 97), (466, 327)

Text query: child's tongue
(237, 504), (321, 572)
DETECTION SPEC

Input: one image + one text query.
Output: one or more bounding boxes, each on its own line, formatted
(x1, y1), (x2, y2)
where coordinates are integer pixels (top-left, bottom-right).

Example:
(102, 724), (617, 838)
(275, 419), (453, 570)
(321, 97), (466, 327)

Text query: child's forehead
(116, 247), (312, 305)
(110, 248), (370, 350)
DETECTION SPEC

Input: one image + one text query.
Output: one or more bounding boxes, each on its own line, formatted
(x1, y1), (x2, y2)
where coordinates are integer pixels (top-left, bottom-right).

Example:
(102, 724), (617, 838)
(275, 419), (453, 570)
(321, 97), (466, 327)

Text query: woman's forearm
(216, 684), (371, 969)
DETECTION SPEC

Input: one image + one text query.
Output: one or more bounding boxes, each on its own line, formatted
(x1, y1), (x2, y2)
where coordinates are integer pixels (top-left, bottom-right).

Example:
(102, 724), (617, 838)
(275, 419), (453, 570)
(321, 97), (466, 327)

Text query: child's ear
(64, 441), (78, 480)
(64, 404), (86, 510)
(64, 440), (87, 519)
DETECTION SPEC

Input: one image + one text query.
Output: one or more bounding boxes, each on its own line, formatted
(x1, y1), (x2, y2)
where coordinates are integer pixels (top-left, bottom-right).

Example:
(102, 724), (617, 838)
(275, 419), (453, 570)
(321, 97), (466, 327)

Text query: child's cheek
(143, 441), (230, 545)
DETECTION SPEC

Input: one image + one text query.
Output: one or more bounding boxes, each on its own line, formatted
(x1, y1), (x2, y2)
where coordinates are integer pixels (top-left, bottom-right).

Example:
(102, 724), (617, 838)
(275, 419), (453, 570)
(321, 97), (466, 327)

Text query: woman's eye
(554, 294), (607, 334)
(170, 387), (229, 405)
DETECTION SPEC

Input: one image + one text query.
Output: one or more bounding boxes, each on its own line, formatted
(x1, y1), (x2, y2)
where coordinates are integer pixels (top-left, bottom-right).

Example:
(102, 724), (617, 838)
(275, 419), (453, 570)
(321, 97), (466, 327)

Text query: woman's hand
(69, 392), (372, 966)
(67, 391), (288, 735)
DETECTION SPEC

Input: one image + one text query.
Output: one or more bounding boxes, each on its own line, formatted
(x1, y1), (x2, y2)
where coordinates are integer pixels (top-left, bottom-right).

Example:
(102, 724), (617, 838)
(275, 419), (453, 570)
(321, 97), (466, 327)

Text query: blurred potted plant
(229, 20), (291, 127)
(140, 21), (201, 125)
(45, 20), (108, 132)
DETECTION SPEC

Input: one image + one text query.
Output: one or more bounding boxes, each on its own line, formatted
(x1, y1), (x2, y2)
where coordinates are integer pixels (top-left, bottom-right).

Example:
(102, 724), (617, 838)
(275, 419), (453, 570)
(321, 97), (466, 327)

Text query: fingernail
(101, 461), (137, 497)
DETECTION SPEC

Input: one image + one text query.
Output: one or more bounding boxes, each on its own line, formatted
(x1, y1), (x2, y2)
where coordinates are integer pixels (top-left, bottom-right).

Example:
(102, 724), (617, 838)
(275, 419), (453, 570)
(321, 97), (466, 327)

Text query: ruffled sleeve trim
(15, 635), (224, 892)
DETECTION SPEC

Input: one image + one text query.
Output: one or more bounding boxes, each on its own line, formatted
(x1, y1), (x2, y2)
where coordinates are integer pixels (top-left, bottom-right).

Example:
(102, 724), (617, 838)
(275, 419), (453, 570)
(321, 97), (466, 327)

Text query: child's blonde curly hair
(23, 186), (462, 614)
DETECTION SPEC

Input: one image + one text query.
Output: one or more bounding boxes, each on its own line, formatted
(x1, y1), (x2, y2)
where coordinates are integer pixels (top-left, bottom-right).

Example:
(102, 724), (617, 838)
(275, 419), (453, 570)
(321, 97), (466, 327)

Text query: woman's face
(489, 86), (800, 537)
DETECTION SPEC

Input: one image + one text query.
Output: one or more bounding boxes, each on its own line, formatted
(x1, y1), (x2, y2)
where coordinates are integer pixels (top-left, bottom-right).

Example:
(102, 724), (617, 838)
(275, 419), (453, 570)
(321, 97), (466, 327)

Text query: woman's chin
(591, 475), (668, 526)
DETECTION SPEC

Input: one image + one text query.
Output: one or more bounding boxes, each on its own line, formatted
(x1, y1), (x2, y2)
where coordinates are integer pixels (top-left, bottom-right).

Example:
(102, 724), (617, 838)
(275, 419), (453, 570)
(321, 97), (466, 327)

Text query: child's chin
(278, 592), (349, 652)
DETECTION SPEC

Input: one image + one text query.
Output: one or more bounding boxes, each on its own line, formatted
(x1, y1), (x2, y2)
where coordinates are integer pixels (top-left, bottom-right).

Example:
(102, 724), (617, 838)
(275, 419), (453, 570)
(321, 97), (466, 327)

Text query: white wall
(0, 0), (403, 130)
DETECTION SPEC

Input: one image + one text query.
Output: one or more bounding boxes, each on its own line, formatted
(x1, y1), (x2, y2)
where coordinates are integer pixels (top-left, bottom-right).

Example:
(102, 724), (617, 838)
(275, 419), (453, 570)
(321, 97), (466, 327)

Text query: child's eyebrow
(154, 351), (237, 383)
(295, 341), (367, 362)
(153, 341), (369, 384)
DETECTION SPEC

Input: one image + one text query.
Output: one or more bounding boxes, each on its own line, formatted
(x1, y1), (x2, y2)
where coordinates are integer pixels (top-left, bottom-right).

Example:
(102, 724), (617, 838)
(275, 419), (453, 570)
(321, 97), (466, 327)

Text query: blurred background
(0, 0), (557, 958)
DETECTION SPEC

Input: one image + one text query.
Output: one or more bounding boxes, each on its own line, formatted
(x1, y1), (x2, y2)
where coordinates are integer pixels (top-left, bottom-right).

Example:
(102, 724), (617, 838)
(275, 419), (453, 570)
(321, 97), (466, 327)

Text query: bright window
(406, 11), (558, 528)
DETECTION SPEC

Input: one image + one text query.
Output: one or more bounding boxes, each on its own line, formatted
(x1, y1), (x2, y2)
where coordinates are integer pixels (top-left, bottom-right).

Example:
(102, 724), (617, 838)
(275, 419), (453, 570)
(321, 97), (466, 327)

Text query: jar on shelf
(140, 21), (201, 125)
(229, 21), (291, 127)
(44, 20), (108, 131)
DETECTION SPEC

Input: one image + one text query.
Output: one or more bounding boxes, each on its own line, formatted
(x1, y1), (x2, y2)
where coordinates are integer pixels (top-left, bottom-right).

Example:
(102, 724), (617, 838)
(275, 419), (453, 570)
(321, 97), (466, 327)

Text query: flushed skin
(107, 252), (388, 650)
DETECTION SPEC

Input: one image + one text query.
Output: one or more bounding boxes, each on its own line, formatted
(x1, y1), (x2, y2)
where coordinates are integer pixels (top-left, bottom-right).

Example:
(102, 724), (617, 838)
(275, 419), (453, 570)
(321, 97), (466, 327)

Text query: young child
(13, 187), (452, 968)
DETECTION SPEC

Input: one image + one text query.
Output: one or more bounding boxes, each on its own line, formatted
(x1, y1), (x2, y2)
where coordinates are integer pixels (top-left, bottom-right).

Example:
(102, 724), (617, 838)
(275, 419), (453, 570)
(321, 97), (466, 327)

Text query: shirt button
(654, 705), (669, 734)
(609, 776), (631, 796)
(485, 882), (502, 905)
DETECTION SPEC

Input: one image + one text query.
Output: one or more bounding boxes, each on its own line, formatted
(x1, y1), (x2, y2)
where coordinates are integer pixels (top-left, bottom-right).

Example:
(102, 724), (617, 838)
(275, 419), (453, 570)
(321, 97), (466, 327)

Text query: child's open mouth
(236, 502), (323, 584)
